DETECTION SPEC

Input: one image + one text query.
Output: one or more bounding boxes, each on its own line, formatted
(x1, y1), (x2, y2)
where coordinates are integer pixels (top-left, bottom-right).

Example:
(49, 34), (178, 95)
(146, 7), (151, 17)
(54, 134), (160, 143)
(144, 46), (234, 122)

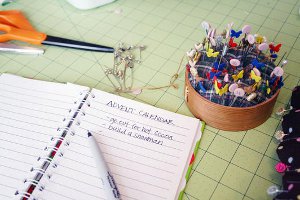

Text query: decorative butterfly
(206, 48), (219, 57)
(213, 62), (226, 71)
(232, 70), (244, 82)
(229, 37), (237, 48)
(197, 81), (207, 92)
(213, 76), (222, 88)
(269, 43), (282, 53)
(210, 71), (222, 79)
(230, 29), (242, 38)
(271, 54), (278, 58)
(250, 70), (262, 83)
(214, 81), (229, 96)
(206, 71), (222, 80)
(251, 59), (265, 70)
(256, 35), (264, 44)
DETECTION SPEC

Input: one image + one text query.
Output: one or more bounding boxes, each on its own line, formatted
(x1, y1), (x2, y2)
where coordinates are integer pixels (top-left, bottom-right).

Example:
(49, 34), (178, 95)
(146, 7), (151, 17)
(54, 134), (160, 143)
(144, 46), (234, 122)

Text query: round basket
(185, 69), (279, 131)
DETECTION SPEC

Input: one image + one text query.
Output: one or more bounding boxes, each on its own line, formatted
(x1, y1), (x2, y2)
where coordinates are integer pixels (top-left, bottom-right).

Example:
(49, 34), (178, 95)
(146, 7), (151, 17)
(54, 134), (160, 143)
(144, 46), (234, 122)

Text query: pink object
(272, 66), (284, 77)
(207, 29), (212, 37)
(131, 89), (142, 95)
(252, 68), (261, 76)
(230, 59), (240, 67)
(275, 162), (287, 173)
(210, 37), (216, 46)
(210, 28), (216, 38)
(258, 43), (268, 51)
(233, 88), (245, 97)
(242, 25), (251, 34)
(247, 34), (255, 44)
(189, 60), (195, 68)
(288, 184), (294, 190)
(229, 83), (238, 92)
(224, 73), (229, 82)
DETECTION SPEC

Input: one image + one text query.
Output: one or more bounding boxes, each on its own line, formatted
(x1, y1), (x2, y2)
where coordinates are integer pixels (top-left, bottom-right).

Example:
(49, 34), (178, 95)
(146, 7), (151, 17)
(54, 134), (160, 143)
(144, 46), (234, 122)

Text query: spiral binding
(15, 90), (95, 200)
(30, 167), (46, 175)
(14, 191), (34, 200)
(50, 136), (70, 146)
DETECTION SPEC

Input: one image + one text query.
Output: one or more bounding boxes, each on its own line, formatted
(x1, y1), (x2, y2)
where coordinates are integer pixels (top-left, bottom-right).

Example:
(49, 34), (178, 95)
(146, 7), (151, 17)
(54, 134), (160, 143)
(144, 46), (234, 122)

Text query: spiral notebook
(0, 73), (203, 200)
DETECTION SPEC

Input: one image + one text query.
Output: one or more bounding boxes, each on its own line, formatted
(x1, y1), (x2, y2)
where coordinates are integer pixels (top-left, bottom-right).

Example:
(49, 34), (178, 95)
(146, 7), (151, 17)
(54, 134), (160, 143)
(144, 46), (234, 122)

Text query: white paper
(41, 88), (201, 200)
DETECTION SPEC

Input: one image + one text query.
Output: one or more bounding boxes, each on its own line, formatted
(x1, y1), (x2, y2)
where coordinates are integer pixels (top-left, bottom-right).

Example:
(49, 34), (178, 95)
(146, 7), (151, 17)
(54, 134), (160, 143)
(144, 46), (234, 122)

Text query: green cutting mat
(1, 0), (300, 199)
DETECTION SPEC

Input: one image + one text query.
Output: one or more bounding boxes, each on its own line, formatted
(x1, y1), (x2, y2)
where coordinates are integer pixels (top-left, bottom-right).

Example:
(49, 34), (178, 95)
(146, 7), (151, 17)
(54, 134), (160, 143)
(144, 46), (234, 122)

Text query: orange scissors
(0, 10), (114, 53)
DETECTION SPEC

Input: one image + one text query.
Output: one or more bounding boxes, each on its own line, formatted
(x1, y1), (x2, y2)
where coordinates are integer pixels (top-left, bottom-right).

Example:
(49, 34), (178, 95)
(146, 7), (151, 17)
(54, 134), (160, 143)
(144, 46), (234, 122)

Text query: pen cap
(66, 0), (116, 10)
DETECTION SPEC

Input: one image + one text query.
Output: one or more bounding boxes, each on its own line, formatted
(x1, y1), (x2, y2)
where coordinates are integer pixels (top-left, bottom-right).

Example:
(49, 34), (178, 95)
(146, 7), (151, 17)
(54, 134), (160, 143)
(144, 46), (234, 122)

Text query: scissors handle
(0, 23), (46, 45)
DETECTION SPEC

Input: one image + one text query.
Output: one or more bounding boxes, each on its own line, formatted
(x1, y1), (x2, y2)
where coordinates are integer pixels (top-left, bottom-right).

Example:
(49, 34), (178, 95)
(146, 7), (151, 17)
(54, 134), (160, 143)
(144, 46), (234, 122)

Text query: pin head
(252, 68), (261, 76)
(190, 66), (197, 77)
(233, 88), (245, 97)
(242, 25), (251, 34)
(275, 162), (287, 173)
(201, 21), (210, 33)
(230, 59), (240, 67)
(258, 42), (268, 51)
(224, 73), (229, 82)
(246, 93), (257, 101)
(272, 66), (284, 77)
(280, 60), (288, 67)
(229, 83), (238, 92)
(247, 34), (255, 44)
(274, 130), (285, 140)
(267, 185), (280, 196)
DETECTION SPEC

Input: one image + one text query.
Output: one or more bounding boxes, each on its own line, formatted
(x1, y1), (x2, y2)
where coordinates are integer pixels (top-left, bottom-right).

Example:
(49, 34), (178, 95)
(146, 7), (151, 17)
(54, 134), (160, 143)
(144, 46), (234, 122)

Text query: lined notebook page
(39, 88), (201, 200)
(0, 74), (88, 199)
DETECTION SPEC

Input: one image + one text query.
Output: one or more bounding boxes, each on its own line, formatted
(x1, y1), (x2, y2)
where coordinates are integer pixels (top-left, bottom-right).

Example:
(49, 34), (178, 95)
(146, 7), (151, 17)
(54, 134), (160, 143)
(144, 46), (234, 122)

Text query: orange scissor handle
(0, 10), (36, 31)
(0, 23), (47, 45)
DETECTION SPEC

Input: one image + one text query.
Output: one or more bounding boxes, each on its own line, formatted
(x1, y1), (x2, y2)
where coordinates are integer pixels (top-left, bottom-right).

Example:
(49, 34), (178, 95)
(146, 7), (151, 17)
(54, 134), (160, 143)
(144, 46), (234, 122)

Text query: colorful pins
(186, 21), (286, 108)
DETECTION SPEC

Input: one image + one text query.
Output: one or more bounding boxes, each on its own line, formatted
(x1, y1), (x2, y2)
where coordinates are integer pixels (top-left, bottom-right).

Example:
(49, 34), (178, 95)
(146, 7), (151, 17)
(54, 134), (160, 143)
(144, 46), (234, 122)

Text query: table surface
(1, 0), (300, 199)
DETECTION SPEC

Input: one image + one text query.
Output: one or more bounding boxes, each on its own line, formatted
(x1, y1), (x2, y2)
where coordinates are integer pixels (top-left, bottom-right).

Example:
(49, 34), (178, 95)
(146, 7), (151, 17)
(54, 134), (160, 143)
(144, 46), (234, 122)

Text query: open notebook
(0, 73), (203, 200)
